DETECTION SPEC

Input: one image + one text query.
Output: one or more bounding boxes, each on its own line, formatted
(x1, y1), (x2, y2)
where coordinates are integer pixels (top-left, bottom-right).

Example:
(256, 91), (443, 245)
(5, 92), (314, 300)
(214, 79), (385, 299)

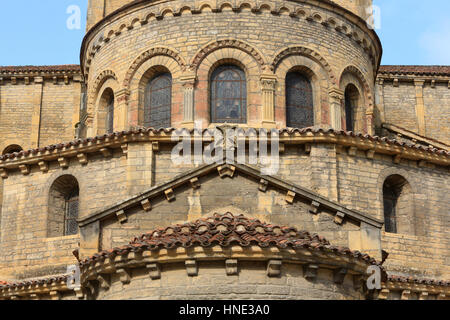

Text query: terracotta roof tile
(387, 274), (450, 287)
(0, 65), (80, 74)
(0, 274), (69, 289)
(80, 212), (379, 266)
(1, 127), (448, 162)
(379, 65), (450, 77)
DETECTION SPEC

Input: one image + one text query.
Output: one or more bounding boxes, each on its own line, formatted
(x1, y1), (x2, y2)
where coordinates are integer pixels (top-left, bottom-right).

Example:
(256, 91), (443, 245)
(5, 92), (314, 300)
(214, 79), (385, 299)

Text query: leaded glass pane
(65, 195), (79, 236)
(106, 96), (114, 134)
(286, 72), (314, 128)
(345, 93), (354, 131)
(145, 73), (172, 128)
(383, 185), (398, 233)
(211, 65), (247, 123)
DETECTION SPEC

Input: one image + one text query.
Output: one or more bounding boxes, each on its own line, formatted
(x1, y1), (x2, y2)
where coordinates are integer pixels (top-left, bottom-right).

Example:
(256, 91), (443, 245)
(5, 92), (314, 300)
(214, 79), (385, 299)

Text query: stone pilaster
(181, 74), (197, 128)
(260, 74), (277, 128)
(115, 88), (130, 132)
(30, 77), (44, 148)
(414, 79), (426, 136)
(329, 88), (344, 130)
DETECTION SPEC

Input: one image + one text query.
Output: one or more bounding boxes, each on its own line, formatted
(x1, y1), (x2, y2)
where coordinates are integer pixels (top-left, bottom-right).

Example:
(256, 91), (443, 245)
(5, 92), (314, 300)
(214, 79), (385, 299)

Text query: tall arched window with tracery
(210, 65), (247, 123)
(344, 84), (359, 132)
(48, 175), (80, 237)
(144, 73), (172, 128)
(285, 72), (314, 128)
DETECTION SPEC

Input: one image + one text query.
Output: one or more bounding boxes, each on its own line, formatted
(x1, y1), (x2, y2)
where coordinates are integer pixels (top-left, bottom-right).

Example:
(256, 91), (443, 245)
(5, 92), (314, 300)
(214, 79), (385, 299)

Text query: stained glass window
(286, 72), (314, 128)
(106, 93), (114, 134)
(64, 189), (79, 236)
(145, 73), (172, 128)
(345, 86), (356, 132)
(210, 65), (247, 123)
(383, 183), (398, 234)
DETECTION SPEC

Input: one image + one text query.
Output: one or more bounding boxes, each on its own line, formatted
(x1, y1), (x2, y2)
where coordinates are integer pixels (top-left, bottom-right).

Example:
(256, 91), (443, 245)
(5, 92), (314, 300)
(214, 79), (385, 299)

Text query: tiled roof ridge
(0, 64), (81, 73)
(80, 212), (379, 266)
(387, 274), (450, 287)
(382, 123), (450, 149)
(379, 65), (450, 76)
(0, 274), (69, 289)
(1, 126), (448, 162)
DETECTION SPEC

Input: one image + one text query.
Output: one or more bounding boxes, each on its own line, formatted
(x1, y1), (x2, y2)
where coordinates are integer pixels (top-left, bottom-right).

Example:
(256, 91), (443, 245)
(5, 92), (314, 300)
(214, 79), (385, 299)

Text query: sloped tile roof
(379, 65), (450, 77)
(80, 212), (378, 266)
(0, 65), (81, 74)
(388, 274), (450, 287)
(1, 127), (448, 162)
(0, 274), (69, 290)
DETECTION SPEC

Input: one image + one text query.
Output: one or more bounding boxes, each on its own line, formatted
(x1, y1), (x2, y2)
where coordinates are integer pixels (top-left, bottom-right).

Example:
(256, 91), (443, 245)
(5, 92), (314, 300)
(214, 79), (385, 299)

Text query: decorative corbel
(393, 78), (399, 87)
(259, 179), (269, 192)
(146, 263), (161, 280)
(419, 292), (428, 300)
(19, 165), (30, 175)
(366, 149), (375, 159)
(377, 288), (390, 300)
(309, 201), (320, 214)
(185, 260), (198, 276)
(77, 153), (88, 165)
(38, 161), (49, 173)
(267, 260), (282, 277)
(401, 289), (411, 300)
(49, 291), (61, 300)
(218, 165), (235, 178)
(100, 148), (112, 158)
(304, 264), (319, 280)
(121, 144), (128, 156)
(285, 191), (296, 204)
(58, 157), (69, 168)
(117, 268), (131, 284)
(97, 274), (111, 290)
(348, 146), (357, 156)
(152, 141), (159, 152)
(116, 210), (127, 224)
(225, 259), (238, 276)
(393, 154), (402, 164)
(190, 177), (200, 189)
(0, 168), (8, 179)
(334, 211), (345, 225)
(164, 188), (175, 202)
(333, 268), (347, 284)
(141, 199), (152, 212)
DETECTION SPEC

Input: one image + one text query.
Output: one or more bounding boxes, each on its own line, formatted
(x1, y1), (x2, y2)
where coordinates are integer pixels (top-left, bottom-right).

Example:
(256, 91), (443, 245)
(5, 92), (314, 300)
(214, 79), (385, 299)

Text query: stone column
(329, 88), (344, 130)
(115, 88), (130, 132)
(181, 74), (197, 128)
(260, 74), (277, 128)
(414, 79), (426, 136)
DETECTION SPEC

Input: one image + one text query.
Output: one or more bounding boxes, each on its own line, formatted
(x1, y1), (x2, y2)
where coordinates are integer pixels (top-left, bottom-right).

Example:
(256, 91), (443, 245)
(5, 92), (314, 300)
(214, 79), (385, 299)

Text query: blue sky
(0, 0), (449, 66)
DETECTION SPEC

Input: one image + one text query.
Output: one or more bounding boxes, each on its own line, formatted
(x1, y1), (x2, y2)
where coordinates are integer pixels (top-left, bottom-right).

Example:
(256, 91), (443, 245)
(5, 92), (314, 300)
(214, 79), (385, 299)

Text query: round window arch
(210, 65), (247, 124)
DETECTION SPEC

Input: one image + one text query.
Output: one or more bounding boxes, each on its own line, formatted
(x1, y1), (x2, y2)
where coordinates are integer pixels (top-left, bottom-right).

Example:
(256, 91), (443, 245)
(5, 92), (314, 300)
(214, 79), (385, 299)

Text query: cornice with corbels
(0, 128), (448, 180)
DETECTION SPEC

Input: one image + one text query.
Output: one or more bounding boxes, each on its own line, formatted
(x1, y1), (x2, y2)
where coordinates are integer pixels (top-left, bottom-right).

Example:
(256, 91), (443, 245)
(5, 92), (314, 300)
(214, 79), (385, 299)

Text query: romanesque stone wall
(96, 261), (363, 300)
(0, 78), (81, 153)
(376, 78), (450, 145)
(82, 0), (379, 134)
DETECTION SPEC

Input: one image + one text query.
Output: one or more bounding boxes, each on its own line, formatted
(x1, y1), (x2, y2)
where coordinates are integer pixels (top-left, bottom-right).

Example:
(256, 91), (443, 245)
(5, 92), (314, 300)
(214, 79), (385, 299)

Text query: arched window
(144, 73), (172, 128)
(210, 65), (247, 123)
(344, 84), (359, 132)
(99, 88), (114, 134)
(106, 91), (114, 134)
(48, 175), (79, 237)
(383, 175), (412, 234)
(285, 72), (314, 128)
(2, 144), (23, 155)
